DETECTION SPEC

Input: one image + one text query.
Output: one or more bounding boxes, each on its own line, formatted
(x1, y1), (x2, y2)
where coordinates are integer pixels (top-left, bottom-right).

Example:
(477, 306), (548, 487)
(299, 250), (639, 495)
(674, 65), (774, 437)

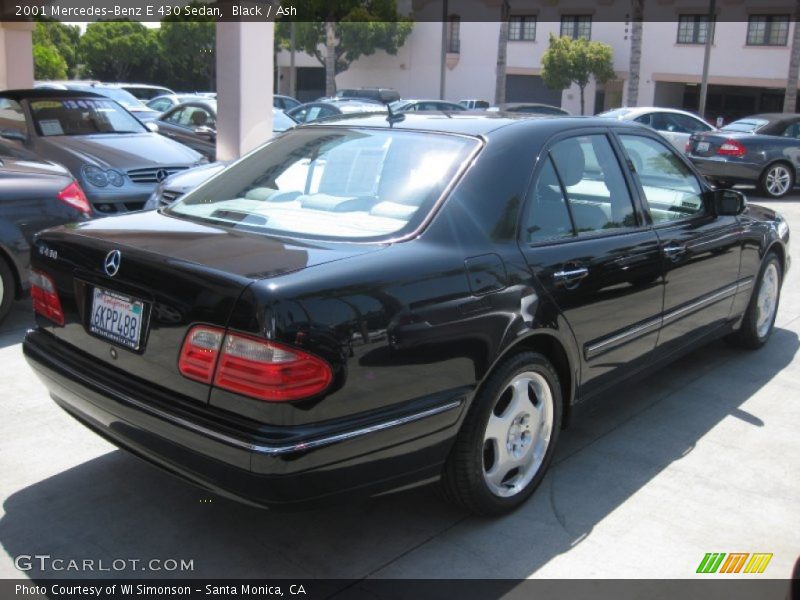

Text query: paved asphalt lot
(0, 192), (798, 582)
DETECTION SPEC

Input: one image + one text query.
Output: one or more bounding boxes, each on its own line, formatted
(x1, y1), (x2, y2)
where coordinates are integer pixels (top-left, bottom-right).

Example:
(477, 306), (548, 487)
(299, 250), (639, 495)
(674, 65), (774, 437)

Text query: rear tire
(727, 252), (782, 349)
(759, 163), (794, 198)
(0, 257), (15, 325)
(440, 352), (562, 516)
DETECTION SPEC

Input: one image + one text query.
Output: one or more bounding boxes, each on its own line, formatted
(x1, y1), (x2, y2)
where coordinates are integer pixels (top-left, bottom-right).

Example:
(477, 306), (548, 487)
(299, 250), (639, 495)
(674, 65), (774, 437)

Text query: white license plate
(89, 287), (145, 350)
(697, 141), (710, 152)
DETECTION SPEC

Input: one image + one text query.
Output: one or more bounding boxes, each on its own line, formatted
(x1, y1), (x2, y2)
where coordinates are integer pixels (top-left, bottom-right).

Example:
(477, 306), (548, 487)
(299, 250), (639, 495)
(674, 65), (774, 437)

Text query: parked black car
(24, 115), (789, 515)
(335, 87), (400, 104)
(0, 145), (92, 323)
(687, 113), (800, 198)
(0, 89), (204, 214)
(156, 100), (296, 160)
(491, 103), (570, 116)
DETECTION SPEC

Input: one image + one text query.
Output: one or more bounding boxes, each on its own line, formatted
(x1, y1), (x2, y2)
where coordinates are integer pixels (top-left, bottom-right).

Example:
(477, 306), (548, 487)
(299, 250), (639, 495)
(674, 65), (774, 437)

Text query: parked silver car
(0, 89), (205, 213)
(599, 106), (715, 151)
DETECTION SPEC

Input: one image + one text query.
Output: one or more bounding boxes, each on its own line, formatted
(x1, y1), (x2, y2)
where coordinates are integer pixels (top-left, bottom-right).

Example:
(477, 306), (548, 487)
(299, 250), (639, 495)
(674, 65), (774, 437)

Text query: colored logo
(696, 552), (773, 574)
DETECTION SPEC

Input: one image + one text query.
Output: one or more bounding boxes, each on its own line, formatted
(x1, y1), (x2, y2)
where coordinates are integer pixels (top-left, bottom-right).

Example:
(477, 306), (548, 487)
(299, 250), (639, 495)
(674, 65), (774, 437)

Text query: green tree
(33, 19), (81, 77)
(287, 1), (414, 95)
(79, 21), (158, 82)
(541, 34), (616, 115)
(33, 43), (67, 80)
(158, 2), (216, 91)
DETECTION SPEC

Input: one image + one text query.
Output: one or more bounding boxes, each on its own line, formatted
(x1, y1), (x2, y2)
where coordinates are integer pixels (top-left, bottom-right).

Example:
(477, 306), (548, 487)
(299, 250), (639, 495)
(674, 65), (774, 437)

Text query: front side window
(29, 98), (146, 136)
(782, 122), (800, 139)
(677, 15), (714, 44)
(509, 16), (536, 41)
(168, 128), (478, 241)
(747, 15), (790, 46)
(619, 134), (704, 224)
(549, 135), (637, 234)
(560, 15), (591, 40)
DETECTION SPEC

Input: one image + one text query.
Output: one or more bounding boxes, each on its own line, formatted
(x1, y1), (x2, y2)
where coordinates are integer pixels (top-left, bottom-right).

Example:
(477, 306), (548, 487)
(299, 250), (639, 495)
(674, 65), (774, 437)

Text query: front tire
(759, 163), (794, 198)
(728, 252), (782, 349)
(441, 352), (562, 516)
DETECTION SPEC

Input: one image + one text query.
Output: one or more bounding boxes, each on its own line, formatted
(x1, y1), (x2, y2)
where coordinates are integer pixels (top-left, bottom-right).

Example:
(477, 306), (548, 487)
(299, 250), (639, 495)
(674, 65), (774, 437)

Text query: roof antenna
(386, 102), (405, 126)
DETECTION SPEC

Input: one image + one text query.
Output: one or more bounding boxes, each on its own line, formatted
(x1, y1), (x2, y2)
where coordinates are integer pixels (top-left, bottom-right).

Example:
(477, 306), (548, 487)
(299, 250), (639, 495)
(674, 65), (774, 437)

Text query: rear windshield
(722, 119), (768, 133)
(30, 98), (146, 136)
(167, 127), (477, 241)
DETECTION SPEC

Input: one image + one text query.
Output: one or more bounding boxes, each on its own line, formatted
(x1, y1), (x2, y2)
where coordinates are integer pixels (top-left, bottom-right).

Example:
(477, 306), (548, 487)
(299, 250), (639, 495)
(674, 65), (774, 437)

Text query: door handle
(553, 267), (589, 285)
(662, 244), (686, 259)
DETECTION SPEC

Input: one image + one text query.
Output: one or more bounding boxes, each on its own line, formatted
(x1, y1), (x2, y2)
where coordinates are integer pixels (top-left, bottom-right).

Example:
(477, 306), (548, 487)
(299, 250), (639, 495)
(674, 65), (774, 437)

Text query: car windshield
(167, 127), (477, 241)
(29, 97), (147, 136)
(722, 119), (768, 133)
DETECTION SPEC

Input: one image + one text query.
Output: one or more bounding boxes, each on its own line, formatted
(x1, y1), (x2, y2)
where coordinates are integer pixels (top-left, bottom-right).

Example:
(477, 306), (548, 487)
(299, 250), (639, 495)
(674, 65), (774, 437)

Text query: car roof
(745, 113), (800, 122)
(302, 112), (646, 137)
(0, 88), (104, 100)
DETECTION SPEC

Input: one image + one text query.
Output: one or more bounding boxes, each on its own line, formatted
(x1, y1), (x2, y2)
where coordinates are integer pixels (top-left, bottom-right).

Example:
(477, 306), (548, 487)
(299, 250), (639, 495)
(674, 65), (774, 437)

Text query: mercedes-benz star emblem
(104, 250), (121, 277)
(155, 169), (169, 182)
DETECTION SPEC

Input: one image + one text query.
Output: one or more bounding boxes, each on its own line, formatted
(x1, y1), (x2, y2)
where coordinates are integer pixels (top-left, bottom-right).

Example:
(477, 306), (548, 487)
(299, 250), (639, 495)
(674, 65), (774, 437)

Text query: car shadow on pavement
(1, 326), (797, 581)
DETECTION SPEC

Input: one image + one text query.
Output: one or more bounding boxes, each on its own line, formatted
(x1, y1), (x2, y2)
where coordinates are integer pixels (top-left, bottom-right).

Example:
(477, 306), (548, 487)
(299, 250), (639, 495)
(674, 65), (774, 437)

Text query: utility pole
(698, 0), (716, 118)
(440, 0), (448, 100)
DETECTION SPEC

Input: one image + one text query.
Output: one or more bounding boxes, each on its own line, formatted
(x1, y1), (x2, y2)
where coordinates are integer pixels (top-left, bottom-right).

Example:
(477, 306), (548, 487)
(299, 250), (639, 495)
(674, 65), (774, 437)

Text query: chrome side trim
(661, 282), (739, 325)
(585, 316), (662, 359)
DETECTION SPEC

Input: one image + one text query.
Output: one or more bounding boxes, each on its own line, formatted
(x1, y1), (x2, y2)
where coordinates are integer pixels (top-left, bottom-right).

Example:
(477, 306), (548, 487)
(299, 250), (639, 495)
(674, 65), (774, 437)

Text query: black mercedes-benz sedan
(686, 113), (800, 198)
(23, 114), (790, 515)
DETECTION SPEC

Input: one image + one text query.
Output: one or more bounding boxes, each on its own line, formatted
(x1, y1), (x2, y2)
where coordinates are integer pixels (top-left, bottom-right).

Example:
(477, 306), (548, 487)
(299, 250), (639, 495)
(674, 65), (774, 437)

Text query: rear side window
(168, 128), (477, 241)
(524, 157), (574, 243)
(619, 134), (704, 224)
(550, 135), (638, 234)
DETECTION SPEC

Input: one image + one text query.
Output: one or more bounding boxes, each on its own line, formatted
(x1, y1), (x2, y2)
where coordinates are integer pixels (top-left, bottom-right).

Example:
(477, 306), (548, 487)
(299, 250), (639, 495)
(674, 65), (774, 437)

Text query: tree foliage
(79, 21), (158, 82)
(284, 0), (413, 94)
(33, 20), (80, 77)
(541, 34), (616, 115)
(33, 43), (67, 80)
(158, 3), (216, 91)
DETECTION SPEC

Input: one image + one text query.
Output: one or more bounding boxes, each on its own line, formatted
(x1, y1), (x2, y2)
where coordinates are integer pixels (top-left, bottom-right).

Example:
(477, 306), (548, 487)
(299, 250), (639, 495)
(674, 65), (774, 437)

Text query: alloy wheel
(765, 165), (792, 197)
(756, 262), (779, 339)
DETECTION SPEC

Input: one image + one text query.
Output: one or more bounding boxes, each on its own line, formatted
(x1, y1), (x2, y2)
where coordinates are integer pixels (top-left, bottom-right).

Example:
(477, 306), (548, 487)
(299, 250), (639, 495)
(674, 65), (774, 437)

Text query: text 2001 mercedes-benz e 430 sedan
(24, 114), (790, 515)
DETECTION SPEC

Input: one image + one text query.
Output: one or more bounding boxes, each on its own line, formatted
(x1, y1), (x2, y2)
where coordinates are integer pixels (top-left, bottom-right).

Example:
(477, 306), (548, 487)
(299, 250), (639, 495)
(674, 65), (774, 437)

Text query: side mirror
(194, 125), (216, 140)
(714, 188), (746, 216)
(145, 121), (159, 133)
(0, 128), (26, 142)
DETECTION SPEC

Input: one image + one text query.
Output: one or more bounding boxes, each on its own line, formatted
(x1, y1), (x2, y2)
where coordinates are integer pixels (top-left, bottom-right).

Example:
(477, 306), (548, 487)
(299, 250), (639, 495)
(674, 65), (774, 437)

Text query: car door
(616, 132), (742, 351)
(519, 131), (665, 398)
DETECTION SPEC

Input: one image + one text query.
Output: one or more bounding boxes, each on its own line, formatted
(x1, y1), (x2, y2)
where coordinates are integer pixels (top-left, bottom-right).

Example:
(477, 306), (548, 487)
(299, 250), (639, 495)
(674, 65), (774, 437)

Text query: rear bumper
(688, 156), (763, 183)
(23, 329), (465, 509)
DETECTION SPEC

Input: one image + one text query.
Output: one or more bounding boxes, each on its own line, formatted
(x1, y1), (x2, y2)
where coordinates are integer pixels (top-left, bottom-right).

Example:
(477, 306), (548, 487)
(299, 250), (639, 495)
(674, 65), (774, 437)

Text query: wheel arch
(765, 240), (787, 277)
(0, 241), (23, 300)
(476, 330), (577, 429)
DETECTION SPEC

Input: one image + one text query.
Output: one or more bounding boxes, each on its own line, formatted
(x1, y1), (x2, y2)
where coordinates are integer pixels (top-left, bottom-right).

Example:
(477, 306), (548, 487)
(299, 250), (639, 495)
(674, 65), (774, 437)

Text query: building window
(677, 15), (714, 44)
(509, 16), (536, 41)
(447, 15), (460, 53)
(747, 15), (790, 46)
(560, 15), (591, 40)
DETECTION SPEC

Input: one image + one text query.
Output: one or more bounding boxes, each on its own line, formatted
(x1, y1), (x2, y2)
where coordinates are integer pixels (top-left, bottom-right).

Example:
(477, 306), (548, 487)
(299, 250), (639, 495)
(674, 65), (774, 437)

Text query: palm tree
(325, 20), (336, 96)
(783, 1), (800, 113)
(626, 0), (644, 107)
(494, 0), (510, 105)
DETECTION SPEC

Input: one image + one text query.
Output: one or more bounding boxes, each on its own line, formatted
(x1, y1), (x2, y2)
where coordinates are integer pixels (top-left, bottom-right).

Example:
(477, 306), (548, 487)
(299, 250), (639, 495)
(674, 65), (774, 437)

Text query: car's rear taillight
(179, 326), (333, 402)
(178, 326), (224, 383)
(56, 181), (92, 215)
(30, 269), (65, 326)
(717, 139), (746, 157)
(685, 139), (692, 153)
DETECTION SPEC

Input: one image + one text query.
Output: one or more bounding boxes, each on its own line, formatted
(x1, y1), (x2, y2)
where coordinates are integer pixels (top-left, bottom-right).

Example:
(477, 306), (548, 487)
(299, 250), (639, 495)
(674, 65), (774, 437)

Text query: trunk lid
(30, 210), (381, 405)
